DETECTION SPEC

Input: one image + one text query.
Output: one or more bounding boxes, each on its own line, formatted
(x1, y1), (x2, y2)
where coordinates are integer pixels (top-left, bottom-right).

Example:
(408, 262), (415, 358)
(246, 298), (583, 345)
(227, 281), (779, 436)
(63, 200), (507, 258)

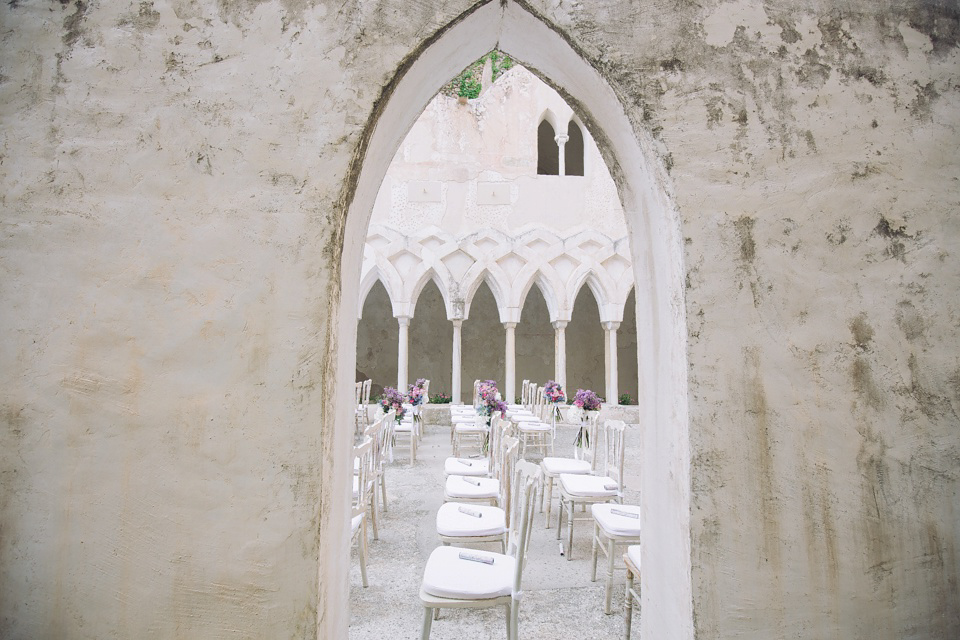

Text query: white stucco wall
(0, 1), (957, 639)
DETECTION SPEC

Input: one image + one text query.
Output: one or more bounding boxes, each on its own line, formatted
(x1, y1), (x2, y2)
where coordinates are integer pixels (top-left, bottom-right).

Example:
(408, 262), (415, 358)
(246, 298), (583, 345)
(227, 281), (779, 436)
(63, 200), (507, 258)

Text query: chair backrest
(497, 436), (520, 520)
(573, 411), (603, 469)
(599, 419), (627, 488)
(520, 380), (530, 405)
(381, 410), (396, 459)
(355, 381), (363, 405)
(508, 460), (542, 592)
(364, 416), (388, 475)
(472, 379), (481, 406)
(487, 411), (503, 470)
(534, 386), (548, 421)
(422, 379), (430, 396)
(362, 378), (372, 404)
(352, 436), (373, 517)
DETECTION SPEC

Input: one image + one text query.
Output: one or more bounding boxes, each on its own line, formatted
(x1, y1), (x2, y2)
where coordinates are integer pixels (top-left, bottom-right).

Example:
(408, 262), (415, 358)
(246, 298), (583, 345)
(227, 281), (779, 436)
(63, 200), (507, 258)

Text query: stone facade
(0, 1), (957, 639)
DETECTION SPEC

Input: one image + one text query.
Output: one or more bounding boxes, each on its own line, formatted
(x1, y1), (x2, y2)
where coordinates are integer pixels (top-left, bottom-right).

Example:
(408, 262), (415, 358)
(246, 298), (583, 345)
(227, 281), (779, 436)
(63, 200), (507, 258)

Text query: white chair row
(351, 410), (396, 586)
(354, 379), (372, 435)
(421, 423), (542, 639)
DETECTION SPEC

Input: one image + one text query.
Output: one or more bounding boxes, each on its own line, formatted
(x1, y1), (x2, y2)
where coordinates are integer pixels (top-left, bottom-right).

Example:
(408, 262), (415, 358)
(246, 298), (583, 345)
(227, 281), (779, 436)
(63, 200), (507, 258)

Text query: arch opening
(565, 120), (585, 176)
(356, 279), (399, 399)
(516, 282), (554, 399)
(567, 284), (605, 395)
(331, 2), (692, 639)
(461, 280), (505, 399)
(409, 279), (452, 398)
(537, 119), (559, 175)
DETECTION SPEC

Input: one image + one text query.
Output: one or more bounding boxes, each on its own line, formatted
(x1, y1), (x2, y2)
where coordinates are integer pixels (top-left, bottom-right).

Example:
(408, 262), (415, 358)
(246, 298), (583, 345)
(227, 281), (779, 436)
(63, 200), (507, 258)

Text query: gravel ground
(349, 416), (642, 639)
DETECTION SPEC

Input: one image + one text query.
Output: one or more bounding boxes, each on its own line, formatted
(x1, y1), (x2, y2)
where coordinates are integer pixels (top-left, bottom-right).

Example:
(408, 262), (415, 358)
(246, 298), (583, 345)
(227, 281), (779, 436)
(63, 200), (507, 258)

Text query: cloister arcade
(354, 63), (640, 405)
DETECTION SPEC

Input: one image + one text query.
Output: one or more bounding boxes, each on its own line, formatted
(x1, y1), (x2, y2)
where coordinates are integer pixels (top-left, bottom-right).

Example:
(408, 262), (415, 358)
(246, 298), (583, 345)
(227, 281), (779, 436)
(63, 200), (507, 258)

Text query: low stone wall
(410, 403), (640, 426)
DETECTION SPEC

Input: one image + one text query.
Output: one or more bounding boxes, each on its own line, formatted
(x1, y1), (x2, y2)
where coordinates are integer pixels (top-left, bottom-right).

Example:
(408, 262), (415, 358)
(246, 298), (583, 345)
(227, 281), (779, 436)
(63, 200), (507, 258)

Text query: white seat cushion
(445, 475), (499, 499)
(436, 502), (506, 537)
(518, 421), (551, 432)
(444, 457), (490, 476)
(591, 503), (641, 537)
(454, 423), (488, 434)
(559, 473), (619, 498)
(395, 422), (414, 432)
(422, 546), (515, 600)
(507, 413), (539, 422)
(542, 457), (591, 475)
(351, 513), (363, 534)
(627, 545), (641, 571)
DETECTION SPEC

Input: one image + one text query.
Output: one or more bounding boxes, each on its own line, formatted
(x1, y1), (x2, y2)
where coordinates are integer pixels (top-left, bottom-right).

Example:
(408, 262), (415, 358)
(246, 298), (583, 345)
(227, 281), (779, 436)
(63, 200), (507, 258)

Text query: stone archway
(327, 1), (692, 638)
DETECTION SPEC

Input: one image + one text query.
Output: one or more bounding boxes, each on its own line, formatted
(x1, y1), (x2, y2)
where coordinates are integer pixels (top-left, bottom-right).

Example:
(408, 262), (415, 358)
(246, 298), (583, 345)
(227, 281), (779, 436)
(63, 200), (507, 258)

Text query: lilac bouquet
(476, 380), (507, 424)
(571, 389), (602, 449)
(380, 386), (406, 422)
(543, 380), (566, 404)
(572, 388), (603, 411)
(407, 378), (427, 406)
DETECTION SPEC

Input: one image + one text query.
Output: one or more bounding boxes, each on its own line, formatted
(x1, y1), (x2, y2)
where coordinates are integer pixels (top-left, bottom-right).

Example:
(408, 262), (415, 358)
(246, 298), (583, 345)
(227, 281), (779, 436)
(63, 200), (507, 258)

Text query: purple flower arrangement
(407, 378), (428, 406)
(543, 380), (566, 404)
(380, 386), (406, 421)
(476, 380), (507, 422)
(572, 388), (603, 411)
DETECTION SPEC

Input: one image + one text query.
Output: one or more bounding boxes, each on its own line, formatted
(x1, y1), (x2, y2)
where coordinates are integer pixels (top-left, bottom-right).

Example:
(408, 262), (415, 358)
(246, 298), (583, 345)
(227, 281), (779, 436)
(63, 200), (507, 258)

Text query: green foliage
(618, 393), (635, 405)
(443, 50), (515, 99)
(457, 74), (482, 99)
(429, 392), (452, 404)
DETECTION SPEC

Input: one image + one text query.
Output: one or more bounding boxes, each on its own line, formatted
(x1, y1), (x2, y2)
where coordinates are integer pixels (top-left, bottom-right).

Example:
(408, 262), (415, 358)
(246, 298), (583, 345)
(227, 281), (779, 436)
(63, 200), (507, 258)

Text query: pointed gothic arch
(331, 3), (691, 638)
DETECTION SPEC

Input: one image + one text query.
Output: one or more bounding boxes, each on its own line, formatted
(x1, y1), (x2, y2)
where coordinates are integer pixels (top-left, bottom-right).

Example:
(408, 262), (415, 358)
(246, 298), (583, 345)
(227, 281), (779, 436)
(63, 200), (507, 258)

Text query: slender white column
(397, 315), (411, 391)
(603, 322), (620, 404)
(451, 320), (463, 405)
(555, 133), (569, 176)
(552, 321), (567, 391)
(504, 322), (517, 404)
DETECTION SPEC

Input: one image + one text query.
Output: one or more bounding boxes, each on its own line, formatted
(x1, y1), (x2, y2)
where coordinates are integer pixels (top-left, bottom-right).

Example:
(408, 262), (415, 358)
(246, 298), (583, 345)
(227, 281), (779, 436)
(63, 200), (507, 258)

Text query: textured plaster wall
(0, 1), (957, 639)
(369, 65), (626, 237)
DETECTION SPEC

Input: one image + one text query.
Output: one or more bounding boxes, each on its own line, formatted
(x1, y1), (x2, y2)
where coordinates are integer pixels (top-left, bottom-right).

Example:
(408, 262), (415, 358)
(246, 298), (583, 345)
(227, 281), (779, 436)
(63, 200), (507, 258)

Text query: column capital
(396, 315), (412, 327)
(554, 133), (569, 145)
(552, 320), (568, 330)
(602, 321), (620, 331)
(502, 322), (518, 330)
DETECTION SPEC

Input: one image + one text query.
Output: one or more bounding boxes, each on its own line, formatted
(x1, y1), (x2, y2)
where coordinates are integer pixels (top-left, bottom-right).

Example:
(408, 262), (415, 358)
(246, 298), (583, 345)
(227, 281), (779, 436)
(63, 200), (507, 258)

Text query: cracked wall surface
(0, 0), (957, 638)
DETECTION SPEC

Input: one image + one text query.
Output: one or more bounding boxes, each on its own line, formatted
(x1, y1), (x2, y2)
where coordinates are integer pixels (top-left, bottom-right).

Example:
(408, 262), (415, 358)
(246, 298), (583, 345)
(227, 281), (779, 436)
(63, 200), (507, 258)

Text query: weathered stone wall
(0, 1), (957, 639)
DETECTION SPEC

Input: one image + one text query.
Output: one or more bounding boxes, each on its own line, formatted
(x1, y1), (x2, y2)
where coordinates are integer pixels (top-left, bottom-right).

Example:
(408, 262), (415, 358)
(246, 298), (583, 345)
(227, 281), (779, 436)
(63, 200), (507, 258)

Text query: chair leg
(544, 477), (554, 525)
(421, 607), (433, 639)
(605, 538), (616, 614)
(555, 496), (563, 540)
(359, 520), (369, 588)
(566, 500), (575, 560)
(624, 572), (634, 640)
(509, 597), (519, 640)
(591, 522), (600, 581)
(371, 502), (379, 541)
(505, 601), (512, 640)
(381, 474), (388, 513)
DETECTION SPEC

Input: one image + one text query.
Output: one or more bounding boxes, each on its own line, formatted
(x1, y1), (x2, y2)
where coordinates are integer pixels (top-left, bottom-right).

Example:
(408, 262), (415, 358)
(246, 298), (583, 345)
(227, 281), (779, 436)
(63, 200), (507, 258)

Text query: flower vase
(573, 410), (597, 460)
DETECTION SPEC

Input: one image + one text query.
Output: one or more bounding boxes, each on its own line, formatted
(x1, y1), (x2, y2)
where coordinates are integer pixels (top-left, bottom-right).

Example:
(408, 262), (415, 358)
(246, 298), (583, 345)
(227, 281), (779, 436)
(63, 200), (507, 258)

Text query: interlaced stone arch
(333, 2), (691, 638)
